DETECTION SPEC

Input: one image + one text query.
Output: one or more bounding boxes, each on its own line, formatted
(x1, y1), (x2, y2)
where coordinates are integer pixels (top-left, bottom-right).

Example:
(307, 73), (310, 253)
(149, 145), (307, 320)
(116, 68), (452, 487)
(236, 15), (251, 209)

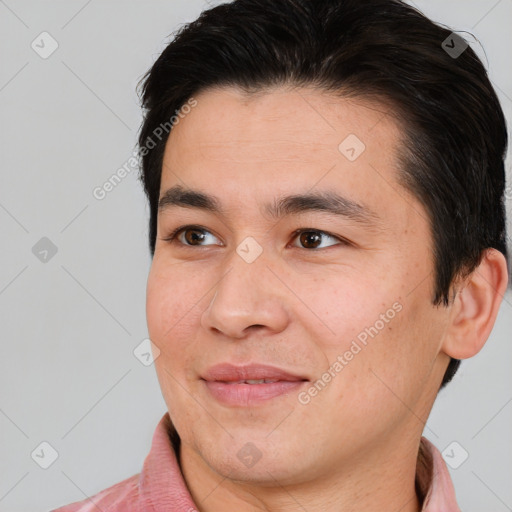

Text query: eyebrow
(158, 185), (382, 228)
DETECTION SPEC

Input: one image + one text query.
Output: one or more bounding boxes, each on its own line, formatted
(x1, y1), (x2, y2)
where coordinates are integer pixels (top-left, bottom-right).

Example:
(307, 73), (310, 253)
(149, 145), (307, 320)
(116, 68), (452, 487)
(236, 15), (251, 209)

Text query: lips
(201, 363), (309, 406)
(225, 379), (279, 384)
(202, 363), (308, 383)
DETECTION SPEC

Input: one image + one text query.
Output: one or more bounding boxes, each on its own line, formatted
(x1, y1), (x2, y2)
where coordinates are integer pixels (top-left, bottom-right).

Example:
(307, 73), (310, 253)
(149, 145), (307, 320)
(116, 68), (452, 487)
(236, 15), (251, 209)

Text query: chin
(192, 431), (309, 485)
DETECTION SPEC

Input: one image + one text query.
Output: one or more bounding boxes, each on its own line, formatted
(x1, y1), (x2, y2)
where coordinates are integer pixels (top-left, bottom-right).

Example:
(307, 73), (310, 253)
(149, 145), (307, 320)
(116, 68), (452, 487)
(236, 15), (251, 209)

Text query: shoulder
(51, 473), (140, 511)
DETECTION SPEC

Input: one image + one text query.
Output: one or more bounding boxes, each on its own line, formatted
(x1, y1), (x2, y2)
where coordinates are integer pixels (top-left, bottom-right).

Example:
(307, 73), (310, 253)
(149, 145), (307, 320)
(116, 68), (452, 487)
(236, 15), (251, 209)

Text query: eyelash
(161, 225), (350, 250)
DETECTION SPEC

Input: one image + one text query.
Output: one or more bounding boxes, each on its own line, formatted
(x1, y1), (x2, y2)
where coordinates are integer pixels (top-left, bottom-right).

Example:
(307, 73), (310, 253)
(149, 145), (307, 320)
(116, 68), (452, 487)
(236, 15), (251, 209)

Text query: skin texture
(145, 85), (509, 512)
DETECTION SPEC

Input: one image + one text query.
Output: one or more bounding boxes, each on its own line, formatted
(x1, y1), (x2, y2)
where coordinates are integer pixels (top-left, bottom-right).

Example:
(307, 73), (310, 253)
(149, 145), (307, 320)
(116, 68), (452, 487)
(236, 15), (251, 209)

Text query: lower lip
(203, 380), (307, 406)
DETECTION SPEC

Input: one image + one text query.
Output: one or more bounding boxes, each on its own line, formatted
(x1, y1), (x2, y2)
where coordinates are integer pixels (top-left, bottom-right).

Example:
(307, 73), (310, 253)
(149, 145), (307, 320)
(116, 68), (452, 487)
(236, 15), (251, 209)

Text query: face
(146, 85), (452, 485)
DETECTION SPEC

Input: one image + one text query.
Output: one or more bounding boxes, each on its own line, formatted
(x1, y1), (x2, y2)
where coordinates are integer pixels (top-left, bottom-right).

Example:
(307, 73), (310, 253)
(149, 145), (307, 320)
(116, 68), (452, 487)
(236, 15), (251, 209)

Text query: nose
(200, 250), (290, 340)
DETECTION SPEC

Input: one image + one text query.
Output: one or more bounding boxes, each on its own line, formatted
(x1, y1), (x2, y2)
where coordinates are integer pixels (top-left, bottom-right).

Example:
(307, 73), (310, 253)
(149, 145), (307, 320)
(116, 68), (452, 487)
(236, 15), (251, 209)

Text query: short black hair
(136, 0), (509, 388)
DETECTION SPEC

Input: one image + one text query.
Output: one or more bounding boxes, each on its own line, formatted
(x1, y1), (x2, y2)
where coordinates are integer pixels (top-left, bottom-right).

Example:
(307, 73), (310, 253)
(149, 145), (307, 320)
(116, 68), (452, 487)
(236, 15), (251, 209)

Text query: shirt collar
(140, 413), (460, 511)
(417, 437), (461, 511)
(138, 413), (196, 511)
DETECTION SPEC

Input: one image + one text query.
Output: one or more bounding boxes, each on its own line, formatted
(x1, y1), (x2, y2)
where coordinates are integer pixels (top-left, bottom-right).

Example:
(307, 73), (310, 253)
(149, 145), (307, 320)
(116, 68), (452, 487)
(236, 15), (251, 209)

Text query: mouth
(201, 363), (309, 406)
(220, 378), (282, 384)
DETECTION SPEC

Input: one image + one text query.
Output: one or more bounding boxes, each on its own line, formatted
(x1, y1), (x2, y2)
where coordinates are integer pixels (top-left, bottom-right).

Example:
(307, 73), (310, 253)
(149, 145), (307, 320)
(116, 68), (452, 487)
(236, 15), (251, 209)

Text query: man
(53, 0), (509, 510)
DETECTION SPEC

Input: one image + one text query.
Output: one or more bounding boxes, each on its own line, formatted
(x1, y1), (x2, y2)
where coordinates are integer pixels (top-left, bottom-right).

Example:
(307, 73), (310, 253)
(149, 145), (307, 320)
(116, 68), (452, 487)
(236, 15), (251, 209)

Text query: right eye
(161, 225), (222, 247)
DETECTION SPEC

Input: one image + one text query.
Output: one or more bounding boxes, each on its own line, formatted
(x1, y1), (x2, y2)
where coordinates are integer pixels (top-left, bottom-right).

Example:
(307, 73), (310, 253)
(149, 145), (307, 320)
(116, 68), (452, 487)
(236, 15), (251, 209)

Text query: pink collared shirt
(52, 413), (460, 512)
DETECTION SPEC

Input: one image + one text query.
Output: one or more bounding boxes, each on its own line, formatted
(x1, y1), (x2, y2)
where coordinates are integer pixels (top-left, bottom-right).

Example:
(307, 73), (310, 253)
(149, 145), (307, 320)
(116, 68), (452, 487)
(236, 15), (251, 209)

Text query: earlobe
(441, 248), (509, 360)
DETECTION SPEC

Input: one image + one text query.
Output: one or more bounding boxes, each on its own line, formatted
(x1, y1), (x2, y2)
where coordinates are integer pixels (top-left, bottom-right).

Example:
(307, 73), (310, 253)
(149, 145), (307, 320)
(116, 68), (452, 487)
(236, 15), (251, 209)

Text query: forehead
(160, 85), (427, 235)
(166, 85), (401, 164)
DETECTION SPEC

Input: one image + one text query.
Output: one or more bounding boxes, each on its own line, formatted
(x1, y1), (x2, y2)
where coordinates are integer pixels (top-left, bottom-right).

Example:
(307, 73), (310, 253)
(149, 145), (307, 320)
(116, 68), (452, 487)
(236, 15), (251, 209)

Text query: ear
(441, 248), (509, 360)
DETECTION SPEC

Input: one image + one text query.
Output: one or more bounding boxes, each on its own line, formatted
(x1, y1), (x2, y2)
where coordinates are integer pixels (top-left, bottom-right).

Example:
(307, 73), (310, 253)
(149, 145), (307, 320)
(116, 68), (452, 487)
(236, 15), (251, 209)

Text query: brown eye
(162, 226), (221, 246)
(182, 228), (208, 245)
(299, 231), (322, 249)
(292, 230), (345, 249)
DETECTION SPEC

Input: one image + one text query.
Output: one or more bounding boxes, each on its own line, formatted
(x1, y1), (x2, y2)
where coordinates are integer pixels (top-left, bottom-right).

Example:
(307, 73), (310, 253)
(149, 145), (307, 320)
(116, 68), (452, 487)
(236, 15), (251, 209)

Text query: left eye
(163, 226), (345, 250)
(290, 230), (344, 249)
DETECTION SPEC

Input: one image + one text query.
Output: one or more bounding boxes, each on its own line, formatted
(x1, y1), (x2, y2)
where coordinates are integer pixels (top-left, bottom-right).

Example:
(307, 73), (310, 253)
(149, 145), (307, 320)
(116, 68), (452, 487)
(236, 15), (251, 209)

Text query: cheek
(309, 274), (401, 352)
(146, 264), (205, 428)
(311, 274), (432, 397)
(146, 262), (205, 361)
(344, 293), (442, 414)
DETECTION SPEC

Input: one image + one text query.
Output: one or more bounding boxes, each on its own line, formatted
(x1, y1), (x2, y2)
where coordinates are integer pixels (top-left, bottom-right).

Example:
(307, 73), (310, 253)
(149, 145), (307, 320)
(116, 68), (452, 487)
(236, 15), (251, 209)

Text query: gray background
(0, 1), (511, 511)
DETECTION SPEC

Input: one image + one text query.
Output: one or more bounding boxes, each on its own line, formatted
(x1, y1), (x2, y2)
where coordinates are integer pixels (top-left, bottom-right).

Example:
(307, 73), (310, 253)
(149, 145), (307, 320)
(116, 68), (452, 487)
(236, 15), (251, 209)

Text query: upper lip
(202, 363), (308, 382)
